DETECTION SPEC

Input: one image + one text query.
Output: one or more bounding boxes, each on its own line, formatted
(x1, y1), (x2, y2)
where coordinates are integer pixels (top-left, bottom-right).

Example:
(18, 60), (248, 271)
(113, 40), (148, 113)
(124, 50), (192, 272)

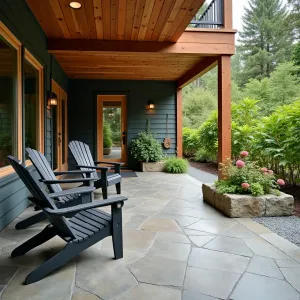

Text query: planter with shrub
(203, 151), (294, 217)
(103, 123), (113, 155)
(131, 120), (163, 171)
(164, 157), (188, 174)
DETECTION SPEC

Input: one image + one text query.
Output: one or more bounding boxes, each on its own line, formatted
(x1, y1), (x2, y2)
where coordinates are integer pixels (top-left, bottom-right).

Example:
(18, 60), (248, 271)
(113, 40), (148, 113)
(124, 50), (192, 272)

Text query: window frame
(24, 49), (44, 166)
(0, 21), (22, 177)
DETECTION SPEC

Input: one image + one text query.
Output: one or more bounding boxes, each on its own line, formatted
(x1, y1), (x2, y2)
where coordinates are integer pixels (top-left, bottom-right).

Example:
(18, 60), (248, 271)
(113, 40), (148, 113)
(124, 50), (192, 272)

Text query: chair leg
(102, 186), (108, 199)
(116, 182), (121, 194)
(15, 212), (47, 230)
(112, 204), (123, 260)
(11, 225), (56, 258)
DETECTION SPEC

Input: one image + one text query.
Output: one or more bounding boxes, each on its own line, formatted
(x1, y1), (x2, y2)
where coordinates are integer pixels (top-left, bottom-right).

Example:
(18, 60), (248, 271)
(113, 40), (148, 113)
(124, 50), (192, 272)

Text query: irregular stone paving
(0, 172), (300, 299)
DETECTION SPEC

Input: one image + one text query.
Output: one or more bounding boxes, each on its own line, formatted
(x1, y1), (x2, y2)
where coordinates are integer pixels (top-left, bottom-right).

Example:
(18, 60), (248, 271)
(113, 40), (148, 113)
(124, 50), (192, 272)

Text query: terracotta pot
(103, 148), (112, 155)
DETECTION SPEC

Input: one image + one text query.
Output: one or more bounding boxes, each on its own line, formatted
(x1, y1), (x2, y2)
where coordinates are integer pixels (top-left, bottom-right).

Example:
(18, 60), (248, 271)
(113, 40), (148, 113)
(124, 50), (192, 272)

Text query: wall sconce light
(48, 92), (58, 106)
(148, 100), (154, 109)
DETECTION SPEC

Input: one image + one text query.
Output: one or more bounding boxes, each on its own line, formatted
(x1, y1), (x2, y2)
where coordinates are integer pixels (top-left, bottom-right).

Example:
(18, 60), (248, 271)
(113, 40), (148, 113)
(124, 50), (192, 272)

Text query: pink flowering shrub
(216, 151), (283, 196)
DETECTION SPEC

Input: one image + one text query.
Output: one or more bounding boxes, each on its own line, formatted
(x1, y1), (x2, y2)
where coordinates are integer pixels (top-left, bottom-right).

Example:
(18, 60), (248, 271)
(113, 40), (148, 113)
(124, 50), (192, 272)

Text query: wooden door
(97, 95), (127, 165)
(52, 80), (68, 171)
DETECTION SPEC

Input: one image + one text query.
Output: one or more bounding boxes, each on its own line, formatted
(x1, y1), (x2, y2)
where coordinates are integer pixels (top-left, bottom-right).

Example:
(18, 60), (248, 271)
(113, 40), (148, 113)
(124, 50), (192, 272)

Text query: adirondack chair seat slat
(7, 155), (127, 284)
(69, 141), (122, 199)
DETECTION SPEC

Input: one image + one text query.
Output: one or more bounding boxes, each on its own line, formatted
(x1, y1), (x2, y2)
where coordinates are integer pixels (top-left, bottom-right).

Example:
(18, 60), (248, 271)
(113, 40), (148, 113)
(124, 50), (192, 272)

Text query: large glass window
(24, 59), (39, 151)
(24, 50), (44, 161)
(0, 37), (18, 168)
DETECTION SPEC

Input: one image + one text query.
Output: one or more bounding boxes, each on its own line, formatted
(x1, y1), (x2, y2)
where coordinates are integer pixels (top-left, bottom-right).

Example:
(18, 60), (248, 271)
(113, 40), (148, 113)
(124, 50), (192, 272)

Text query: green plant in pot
(103, 123), (113, 155)
(131, 119), (163, 170)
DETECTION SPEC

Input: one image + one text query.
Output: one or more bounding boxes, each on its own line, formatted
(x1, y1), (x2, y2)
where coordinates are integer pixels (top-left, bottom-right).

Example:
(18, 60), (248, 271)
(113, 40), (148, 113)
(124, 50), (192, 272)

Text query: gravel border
(253, 216), (300, 247)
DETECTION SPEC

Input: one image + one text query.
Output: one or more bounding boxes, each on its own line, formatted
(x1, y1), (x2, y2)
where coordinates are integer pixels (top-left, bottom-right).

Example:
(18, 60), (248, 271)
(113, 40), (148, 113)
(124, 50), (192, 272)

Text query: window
(0, 22), (21, 176)
(24, 50), (44, 159)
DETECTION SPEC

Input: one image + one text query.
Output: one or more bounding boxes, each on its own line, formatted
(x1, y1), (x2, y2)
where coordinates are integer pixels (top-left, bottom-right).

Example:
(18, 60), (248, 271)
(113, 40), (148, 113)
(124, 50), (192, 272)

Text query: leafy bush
(194, 148), (211, 162)
(131, 120), (163, 162)
(103, 124), (113, 148)
(183, 127), (200, 157)
(164, 157), (188, 174)
(215, 151), (284, 196)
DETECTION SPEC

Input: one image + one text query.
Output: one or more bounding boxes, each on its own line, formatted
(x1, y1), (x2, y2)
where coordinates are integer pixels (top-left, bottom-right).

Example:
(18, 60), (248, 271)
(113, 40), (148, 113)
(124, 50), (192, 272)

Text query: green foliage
(103, 124), (112, 148)
(131, 121), (163, 162)
(288, 0), (300, 40)
(182, 127), (200, 157)
(292, 42), (300, 75)
(253, 100), (300, 185)
(194, 148), (211, 163)
(243, 62), (300, 114)
(238, 0), (293, 85)
(215, 156), (280, 196)
(164, 157), (188, 174)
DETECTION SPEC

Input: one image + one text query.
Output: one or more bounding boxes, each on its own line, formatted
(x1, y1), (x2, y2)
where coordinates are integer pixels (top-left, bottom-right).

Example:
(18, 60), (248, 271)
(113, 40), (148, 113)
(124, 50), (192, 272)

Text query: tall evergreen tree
(238, 0), (293, 85)
(288, 0), (300, 40)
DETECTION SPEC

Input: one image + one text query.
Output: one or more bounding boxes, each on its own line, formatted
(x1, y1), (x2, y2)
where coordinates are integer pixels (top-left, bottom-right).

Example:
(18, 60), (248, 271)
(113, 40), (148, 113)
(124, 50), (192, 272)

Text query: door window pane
(24, 58), (39, 153)
(0, 37), (18, 168)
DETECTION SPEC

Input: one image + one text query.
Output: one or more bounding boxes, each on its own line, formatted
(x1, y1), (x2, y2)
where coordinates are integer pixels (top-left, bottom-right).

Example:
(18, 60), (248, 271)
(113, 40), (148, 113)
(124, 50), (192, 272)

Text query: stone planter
(103, 147), (112, 155)
(202, 183), (294, 218)
(141, 161), (165, 172)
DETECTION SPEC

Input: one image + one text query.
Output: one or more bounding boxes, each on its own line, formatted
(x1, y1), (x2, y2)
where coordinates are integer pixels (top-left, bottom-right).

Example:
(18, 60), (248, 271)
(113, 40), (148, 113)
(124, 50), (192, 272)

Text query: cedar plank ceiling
(26, 0), (207, 80)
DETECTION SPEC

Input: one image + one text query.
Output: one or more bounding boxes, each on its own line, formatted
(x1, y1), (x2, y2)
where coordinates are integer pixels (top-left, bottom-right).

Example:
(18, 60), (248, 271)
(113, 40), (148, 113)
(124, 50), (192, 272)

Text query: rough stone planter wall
(202, 184), (294, 218)
(141, 161), (165, 172)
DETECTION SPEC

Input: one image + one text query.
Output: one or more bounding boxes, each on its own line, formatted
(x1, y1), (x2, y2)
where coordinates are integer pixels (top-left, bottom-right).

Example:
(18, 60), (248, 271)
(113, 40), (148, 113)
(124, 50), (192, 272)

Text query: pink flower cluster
(236, 160), (245, 168)
(277, 179), (285, 186)
(241, 182), (250, 189)
(240, 151), (249, 157)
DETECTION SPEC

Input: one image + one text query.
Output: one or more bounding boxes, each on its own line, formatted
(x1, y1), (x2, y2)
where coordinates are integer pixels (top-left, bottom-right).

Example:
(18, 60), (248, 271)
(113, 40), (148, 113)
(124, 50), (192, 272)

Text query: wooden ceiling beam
(177, 56), (218, 88)
(48, 31), (235, 55)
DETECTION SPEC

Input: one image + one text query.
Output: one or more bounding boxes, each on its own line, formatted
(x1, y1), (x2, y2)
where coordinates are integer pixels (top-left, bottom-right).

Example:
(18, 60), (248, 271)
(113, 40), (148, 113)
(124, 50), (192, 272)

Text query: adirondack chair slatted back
(69, 141), (99, 179)
(7, 156), (77, 239)
(26, 148), (62, 194)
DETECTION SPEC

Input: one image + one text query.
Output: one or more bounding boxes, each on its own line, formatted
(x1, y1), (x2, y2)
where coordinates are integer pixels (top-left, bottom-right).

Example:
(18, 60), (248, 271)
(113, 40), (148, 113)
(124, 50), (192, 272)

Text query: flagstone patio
(1, 172), (300, 300)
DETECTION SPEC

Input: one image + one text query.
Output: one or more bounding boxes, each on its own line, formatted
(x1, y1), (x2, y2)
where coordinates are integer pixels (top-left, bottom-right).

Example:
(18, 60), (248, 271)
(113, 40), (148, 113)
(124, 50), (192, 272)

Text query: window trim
(24, 49), (45, 158)
(0, 21), (22, 178)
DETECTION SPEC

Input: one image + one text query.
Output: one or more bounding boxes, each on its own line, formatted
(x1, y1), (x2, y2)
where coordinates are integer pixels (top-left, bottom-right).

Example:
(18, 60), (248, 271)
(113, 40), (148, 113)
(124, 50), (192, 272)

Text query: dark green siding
(0, 0), (68, 231)
(68, 80), (177, 169)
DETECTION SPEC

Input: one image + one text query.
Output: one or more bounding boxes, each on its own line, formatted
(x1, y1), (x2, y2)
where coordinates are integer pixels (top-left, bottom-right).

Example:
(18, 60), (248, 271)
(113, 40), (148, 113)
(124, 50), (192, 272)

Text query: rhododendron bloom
(236, 160), (245, 168)
(240, 151), (249, 157)
(277, 179), (285, 186)
(268, 170), (274, 175)
(261, 167), (268, 172)
(241, 183), (250, 189)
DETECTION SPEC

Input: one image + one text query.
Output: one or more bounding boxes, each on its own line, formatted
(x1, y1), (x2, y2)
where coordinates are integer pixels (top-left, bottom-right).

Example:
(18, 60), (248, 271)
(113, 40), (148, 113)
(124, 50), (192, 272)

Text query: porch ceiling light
(69, 1), (82, 9)
(48, 92), (58, 106)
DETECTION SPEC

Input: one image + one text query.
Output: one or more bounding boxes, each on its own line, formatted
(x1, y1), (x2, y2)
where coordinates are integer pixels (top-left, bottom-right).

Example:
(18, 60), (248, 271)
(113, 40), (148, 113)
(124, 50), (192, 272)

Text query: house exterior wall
(68, 80), (177, 169)
(0, 0), (68, 231)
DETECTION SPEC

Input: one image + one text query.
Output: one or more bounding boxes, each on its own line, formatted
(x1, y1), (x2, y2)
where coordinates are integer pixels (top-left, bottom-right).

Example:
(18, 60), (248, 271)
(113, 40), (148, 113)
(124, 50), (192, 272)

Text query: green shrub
(164, 157), (188, 173)
(194, 148), (211, 162)
(215, 151), (284, 196)
(131, 121), (163, 162)
(182, 127), (200, 157)
(103, 124), (113, 148)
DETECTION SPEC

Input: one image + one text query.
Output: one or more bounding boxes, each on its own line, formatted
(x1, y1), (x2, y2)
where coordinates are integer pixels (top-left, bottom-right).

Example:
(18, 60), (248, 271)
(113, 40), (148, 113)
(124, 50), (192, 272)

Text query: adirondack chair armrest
(94, 161), (123, 173)
(75, 165), (111, 171)
(44, 196), (128, 216)
(48, 186), (95, 199)
(53, 170), (95, 176)
(40, 178), (95, 185)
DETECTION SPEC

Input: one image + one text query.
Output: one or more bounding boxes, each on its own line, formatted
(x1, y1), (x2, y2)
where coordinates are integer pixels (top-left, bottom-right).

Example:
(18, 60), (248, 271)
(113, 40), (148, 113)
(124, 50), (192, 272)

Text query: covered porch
(1, 172), (300, 299)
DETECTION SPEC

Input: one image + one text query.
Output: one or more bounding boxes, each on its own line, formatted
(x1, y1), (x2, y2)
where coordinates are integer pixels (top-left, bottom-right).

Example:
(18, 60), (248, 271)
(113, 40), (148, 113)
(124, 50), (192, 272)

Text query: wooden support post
(177, 88), (183, 158)
(224, 0), (233, 29)
(218, 55), (231, 179)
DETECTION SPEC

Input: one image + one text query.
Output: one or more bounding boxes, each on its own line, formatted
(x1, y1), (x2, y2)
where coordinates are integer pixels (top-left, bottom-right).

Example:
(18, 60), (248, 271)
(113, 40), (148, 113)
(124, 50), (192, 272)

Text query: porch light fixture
(48, 92), (58, 106)
(148, 100), (154, 109)
(69, 1), (82, 9)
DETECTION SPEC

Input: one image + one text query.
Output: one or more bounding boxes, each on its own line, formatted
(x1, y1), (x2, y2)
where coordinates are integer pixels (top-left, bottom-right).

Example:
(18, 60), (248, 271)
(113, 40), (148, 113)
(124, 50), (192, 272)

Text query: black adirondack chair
(69, 140), (123, 199)
(7, 155), (127, 285)
(14, 148), (96, 230)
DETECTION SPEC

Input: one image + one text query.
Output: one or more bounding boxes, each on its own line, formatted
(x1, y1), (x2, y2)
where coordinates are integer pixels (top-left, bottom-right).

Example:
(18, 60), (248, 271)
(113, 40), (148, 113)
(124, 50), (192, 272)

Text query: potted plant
(103, 123), (113, 155)
(131, 120), (163, 171)
(203, 151), (294, 217)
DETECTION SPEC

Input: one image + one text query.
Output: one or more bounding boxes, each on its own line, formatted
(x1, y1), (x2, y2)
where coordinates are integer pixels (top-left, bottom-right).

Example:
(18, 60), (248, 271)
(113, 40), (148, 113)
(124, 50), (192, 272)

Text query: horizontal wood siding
(68, 80), (177, 169)
(0, 0), (68, 230)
